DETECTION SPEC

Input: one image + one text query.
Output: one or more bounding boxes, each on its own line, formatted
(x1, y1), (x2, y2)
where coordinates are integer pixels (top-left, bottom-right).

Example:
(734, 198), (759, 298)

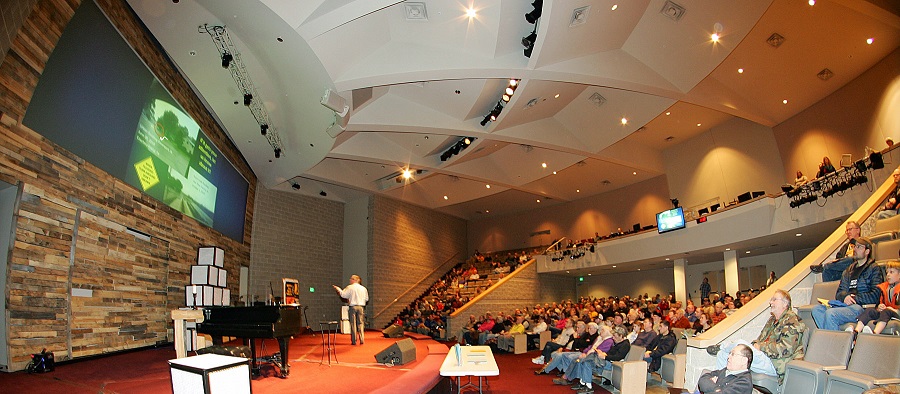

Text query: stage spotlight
(260, 124), (268, 135)
(525, 0), (543, 23)
(480, 115), (491, 126)
(221, 53), (233, 68)
(502, 94), (510, 102)
(670, 198), (679, 208)
(509, 79), (518, 87)
(464, 137), (472, 145)
(291, 183), (300, 190)
(243, 93), (253, 106)
(274, 148), (281, 158)
(522, 31), (537, 48)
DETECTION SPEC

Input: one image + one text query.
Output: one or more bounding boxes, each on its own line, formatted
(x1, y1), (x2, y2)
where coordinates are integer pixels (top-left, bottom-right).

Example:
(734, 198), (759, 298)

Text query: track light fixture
(525, 0), (543, 23)
(480, 79), (519, 126)
(523, 30), (537, 57)
(788, 157), (873, 208)
(201, 24), (283, 158)
(291, 183), (300, 190)
(440, 137), (476, 162)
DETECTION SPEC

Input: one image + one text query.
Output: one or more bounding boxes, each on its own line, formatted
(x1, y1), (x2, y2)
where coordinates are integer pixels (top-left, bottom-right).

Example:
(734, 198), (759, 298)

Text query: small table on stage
(439, 345), (499, 394)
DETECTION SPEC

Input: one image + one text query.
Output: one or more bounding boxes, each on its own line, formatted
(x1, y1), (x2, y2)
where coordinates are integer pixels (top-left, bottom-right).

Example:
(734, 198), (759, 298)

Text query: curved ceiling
(129, 0), (900, 219)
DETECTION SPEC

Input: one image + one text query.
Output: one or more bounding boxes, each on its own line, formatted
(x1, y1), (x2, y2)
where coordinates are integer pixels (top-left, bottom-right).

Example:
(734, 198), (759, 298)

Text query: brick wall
(0, 0), (255, 370)
(368, 195), (467, 328)
(249, 186), (343, 323)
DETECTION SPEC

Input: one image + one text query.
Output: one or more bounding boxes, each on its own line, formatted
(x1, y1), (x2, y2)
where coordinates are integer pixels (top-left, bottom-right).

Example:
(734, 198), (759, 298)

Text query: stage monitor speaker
(375, 338), (416, 365)
(870, 152), (884, 169)
(382, 324), (404, 338)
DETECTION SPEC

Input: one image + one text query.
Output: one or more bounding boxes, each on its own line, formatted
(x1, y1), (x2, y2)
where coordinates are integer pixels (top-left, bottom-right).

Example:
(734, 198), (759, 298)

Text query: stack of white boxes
(183, 247), (231, 352)
(185, 247), (231, 308)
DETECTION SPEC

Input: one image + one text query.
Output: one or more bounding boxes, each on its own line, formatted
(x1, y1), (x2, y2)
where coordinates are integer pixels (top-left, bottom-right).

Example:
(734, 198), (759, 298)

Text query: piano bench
(196, 345), (252, 359)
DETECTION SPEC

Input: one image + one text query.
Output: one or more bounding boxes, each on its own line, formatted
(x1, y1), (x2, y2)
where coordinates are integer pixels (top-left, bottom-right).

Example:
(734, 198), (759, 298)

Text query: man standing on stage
(333, 275), (369, 345)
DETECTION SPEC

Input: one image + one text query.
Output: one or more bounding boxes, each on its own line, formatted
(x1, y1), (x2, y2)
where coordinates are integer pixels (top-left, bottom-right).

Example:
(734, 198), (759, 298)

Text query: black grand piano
(197, 305), (301, 378)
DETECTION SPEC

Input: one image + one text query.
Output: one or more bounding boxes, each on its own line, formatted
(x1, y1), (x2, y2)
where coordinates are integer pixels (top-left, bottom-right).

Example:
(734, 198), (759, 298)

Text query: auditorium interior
(0, 0), (898, 393)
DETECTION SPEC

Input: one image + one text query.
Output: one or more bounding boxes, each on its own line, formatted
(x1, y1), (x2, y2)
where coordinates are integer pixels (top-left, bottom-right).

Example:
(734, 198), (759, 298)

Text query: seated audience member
(707, 289), (805, 384)
(537, 322), (598, 375)
(551, 325), (614, 387)
(632, 317), (658, 347)
(672, 308), (692, 329)
(696, 344), (754, 394)
(794, 170), (808, 187)
(496, 314), (526, 351)
(644, 320), (677, 372)
(813, 237), (884, 331)
(711, 302), (728, 325)
(877, 167), (900, 219)
(852, 261), (900, 336)
(816, 156), (836, 177)
(810, 221), (861, 281)
(471, 313), (495, 344)
(559, 326), (631, 393)
(693, 312), (713, 335)
(533, 318), (576, 365)
(459, 314), (477, 344)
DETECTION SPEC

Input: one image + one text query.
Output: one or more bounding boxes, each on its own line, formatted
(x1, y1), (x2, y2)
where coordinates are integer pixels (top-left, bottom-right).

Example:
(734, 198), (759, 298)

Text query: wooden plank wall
(0, 0), (256, 370)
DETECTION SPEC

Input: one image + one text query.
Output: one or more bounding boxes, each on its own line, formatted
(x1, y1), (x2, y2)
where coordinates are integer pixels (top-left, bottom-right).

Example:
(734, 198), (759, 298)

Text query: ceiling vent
(404, 2), (428, 21)
(570, 6), (591, 27)
(660, 1), (686, 22)
(588, 92), (606, 107)
(766, 33), (785, 48)
(524, 97), (541, 109)
(817, 68), (834, 81)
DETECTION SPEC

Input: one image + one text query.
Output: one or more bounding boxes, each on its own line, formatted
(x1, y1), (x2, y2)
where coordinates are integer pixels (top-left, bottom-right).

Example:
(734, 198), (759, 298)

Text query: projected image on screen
(126, 82), (217, 227)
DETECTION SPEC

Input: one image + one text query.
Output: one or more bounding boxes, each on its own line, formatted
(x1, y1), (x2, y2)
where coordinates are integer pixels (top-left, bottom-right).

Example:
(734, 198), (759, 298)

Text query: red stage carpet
(0, 331), (682, 393)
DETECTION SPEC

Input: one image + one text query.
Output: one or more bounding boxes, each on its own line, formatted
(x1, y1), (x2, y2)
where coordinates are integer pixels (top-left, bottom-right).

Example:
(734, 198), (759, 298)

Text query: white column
(724, 250), (740, 296)
(674, 258), (687, 303)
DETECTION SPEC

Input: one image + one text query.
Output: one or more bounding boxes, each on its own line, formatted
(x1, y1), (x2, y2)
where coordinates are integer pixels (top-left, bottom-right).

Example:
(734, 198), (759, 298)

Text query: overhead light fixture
(588, 92), (606, 107)
(402, 169), (413, 179)
(621, 117), (628, 125)
(525, 0), (543, 23)
(738, 68), (744, 73)
(221, 53), (233, 68)
(319, 190), (327, 197)
(866, 38), (874, 45)
(660, 0), (686, 22)
(260, 124), (268, 135)
(766, 32), (785, 48)
(502, 94), (511, 102)
(274, 148), (282, 158)
(464, 137), (471, 145)
(243, 93), (253, 106)
(817, 68), (834, 81)
(522, 30), (537, 57)
(466, 8), (476, 18)
(711, 33), (720, 42)
(440, 137), (476, 161)
(291, 183), (300, 190)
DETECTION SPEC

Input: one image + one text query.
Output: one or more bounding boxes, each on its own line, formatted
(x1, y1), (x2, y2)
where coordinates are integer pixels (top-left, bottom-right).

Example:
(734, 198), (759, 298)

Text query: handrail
(372, 251), (461, 322)
(544, 237), (566, 254)
(449, 258), (535, 318)
(688, 167), (895, 349)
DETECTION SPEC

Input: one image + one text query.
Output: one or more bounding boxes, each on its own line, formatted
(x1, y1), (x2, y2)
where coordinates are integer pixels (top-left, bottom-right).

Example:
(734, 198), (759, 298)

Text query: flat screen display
(657, 207), (686, 234)
(22, 1), (248, 241)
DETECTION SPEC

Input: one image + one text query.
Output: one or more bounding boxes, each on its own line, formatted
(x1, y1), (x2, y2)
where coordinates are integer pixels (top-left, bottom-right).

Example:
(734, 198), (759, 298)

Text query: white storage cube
(217, 269), (227, 287)
(197, 247), (224, 267)
(169, 354), (250, 394)
(191, 265), (223, 286)
(213, 287), (224, 305)
(185, 285), (215, 307)
(222, 289), (231, 306)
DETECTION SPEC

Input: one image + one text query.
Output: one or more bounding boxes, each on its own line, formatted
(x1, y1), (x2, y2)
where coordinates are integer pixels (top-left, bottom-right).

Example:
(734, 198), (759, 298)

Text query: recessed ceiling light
(665, 112), (671, 116)
(737, 68), (744, 73)
(402, 169), (413, 179)
(443, 195), (448, 200)
(611, 4), (618, 10)
(485, 184), (491, 188)
(552, 171), (557, 175)
(783, 99), (788, 104)
(632, 171), (637, 175)
(612, 265), (617, 268)
(637, 268), (641, 271)
(711, 33), (720, 42)
(621, 117), (628, 125)
(697, 123), (702, 127)
(536, 199), (541, 203)
(866, 38), (874, 45)
(746, 251), (751, 254)
(665, 258), (670, 261)
(726, 248), (731, 251)
(554, 94), (560, 98)
(466, 8), (476, 18)
(808, 0), (815, 5)
(576, 189), (580, 193)
(796, 233), (802, 237)
(588, 273), (592, 276)
(486, 210), (490, 213)
(542, 162), (547, 168)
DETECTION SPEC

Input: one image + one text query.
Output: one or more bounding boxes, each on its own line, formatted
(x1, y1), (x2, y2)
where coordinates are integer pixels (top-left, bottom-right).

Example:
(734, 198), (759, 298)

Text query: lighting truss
(200, 24), (284, 158)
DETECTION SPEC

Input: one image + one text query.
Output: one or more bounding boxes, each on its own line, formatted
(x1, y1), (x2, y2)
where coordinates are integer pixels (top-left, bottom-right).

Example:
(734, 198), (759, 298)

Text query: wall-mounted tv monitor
(657, 207), (686, 234)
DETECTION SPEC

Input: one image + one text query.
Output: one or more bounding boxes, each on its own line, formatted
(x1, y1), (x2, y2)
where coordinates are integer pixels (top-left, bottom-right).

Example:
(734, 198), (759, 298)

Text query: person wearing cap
(810, 221), (861, 282)
(812, 237), (885, 331)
